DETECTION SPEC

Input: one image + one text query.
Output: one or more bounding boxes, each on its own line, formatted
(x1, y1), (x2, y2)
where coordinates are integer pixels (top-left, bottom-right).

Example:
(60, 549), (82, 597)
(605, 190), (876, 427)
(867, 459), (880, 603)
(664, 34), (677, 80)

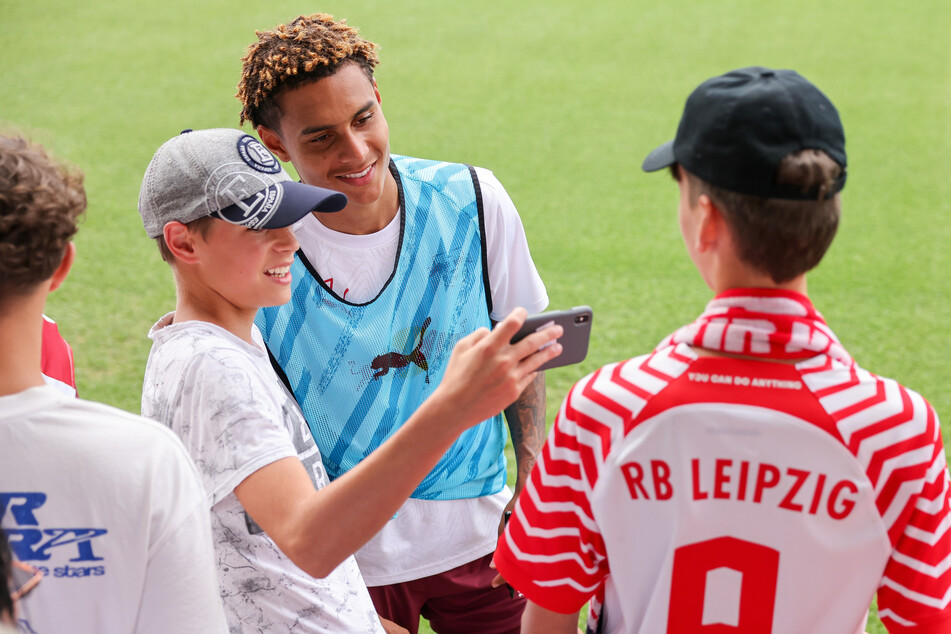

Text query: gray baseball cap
(138, 128), (347, 238)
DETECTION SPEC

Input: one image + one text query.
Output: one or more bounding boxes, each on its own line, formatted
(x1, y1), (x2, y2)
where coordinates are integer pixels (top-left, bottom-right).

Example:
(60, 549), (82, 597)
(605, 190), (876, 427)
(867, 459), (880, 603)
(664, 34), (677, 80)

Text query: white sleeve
(475, 166), (549, 320)
(136, 435), (229, 633)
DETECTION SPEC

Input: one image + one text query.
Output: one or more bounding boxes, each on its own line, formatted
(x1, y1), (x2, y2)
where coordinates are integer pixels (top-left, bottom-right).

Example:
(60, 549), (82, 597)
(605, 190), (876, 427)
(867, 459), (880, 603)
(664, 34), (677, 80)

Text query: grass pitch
(3, 1), (950, 631)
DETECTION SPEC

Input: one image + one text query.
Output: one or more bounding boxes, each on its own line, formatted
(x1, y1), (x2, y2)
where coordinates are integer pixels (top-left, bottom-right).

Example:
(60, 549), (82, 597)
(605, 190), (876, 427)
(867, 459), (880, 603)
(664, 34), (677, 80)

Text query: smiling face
(257, 63), (397, 231)
(193, 220), (300, 316)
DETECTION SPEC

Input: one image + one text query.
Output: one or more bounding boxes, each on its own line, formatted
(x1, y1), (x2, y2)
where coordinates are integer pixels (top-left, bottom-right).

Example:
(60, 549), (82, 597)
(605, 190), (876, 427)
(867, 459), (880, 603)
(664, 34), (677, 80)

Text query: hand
(434, 308), (562, 431)
(378, 615), (409, 634)
(498, 499), (516, 537)
(489, 555), (509, 593)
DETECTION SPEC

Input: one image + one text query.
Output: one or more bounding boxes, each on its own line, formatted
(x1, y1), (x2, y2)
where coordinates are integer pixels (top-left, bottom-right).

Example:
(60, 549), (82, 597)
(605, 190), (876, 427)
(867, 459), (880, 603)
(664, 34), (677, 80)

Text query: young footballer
(0, 134), (227, 633)
(237, 14), (549, 632)
(136, 128), (562, 633)
(494, 67), (951, 633)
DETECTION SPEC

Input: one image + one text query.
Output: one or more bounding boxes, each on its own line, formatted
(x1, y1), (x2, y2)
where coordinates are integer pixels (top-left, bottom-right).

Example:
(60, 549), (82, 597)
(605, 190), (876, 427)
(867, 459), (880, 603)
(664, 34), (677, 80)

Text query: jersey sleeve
(876, 402), (951, 632)
(494, 369), (611, 613)
(474, 167), (549, 320)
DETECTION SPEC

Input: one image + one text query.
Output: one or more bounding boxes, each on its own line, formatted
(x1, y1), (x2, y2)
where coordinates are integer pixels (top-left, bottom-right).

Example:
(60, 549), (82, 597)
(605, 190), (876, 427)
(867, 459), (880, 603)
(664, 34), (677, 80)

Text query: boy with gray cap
(137, 128), (563, 633)
(494, 68), (951, 633)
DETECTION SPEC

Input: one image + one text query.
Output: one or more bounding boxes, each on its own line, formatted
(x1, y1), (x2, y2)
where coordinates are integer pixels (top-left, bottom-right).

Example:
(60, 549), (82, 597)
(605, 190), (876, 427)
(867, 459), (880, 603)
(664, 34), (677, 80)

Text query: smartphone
(510, 306), (593, 371)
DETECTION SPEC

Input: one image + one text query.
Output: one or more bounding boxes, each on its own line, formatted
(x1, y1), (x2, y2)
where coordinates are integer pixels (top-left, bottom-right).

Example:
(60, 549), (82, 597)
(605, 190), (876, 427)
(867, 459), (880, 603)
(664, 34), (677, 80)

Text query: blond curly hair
(237, 13), (379, 130)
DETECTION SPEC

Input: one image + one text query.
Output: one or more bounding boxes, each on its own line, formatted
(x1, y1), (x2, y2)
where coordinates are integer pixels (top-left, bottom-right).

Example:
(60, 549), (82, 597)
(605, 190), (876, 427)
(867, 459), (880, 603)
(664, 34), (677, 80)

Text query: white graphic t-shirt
(142, 315), (383, 633)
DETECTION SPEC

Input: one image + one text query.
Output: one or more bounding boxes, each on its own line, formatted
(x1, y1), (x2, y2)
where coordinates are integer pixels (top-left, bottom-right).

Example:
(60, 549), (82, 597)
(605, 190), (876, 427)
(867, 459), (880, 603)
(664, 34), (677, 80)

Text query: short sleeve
(475, 167), (549, 320)
(138, 433), (229, 633)
(494, 371), (609, 613)
(877, 405), (951, 632)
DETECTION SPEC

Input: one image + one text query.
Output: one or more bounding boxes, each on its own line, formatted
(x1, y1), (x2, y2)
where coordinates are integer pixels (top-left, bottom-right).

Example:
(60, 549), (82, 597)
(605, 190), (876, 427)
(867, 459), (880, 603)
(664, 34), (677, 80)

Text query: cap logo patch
(236, 134), (281, 174)
(206, 166), (283, 229)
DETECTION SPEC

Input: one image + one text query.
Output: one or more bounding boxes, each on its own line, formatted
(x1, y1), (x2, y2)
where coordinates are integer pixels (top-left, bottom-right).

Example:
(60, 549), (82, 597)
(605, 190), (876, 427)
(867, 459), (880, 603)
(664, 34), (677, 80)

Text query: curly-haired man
(0, 135), (227, 633)
(238, 13), (549, 633)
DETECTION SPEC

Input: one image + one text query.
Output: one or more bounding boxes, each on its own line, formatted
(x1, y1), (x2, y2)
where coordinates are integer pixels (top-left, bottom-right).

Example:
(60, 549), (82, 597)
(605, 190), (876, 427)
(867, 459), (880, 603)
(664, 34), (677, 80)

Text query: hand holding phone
(509, 306), (593, 372)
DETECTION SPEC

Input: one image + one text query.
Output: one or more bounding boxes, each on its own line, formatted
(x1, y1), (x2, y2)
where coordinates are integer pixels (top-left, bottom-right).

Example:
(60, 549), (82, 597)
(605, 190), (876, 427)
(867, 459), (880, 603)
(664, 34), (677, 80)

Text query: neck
(714, 275), (807, 296)
(0, 290), (47, 397)
(314, 168), (400, 235)
(707, 250), (808, 296)
(172, 271), (257, 346)
(713, 277), (808, 297)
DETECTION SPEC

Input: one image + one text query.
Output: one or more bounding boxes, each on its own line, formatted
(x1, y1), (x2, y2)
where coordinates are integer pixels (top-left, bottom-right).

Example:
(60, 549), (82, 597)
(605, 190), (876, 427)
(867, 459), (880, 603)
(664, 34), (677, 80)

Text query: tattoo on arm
(504, 372), (547, 492)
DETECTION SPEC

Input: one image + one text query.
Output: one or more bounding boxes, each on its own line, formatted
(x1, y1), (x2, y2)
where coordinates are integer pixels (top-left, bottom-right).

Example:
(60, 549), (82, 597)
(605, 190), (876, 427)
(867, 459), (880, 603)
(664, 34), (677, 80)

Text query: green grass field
(3, 1), (950, 631)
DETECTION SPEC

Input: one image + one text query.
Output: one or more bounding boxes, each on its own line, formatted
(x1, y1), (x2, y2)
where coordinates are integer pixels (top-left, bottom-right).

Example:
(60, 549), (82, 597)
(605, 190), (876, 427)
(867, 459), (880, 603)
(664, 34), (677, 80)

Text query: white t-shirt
(142, 316), (383, 633)
(292, 165), (548, 585)
(0, 385), (227, 634)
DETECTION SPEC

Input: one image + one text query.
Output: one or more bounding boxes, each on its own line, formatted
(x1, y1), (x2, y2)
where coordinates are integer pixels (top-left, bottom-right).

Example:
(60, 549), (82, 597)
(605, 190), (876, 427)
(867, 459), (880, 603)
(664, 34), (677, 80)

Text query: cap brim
(641, 140), (676, 172)
(275, 181), (348, 221)
(214, 181), (348, 230)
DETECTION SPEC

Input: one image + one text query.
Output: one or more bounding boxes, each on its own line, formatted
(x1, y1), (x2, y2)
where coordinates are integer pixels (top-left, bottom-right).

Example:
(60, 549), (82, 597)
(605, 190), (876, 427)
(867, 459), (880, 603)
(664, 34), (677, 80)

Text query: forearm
(504, 371), (547, 495)
(521, 602), (579, 634)
(240, 312), (563, 578)
(285, 389), (464, 576)
(296, 337), (553, 572)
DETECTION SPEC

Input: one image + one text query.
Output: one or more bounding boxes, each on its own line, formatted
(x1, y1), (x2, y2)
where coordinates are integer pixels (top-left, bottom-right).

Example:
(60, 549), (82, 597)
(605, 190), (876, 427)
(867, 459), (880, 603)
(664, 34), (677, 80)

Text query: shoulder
(472, 165), (506, 196)
(392, 154), (480, 195)
(53, 394), (197, 468)
(149, 320), (262, 377)
(798, 356), (939, 441)
(471, 165), (524, 236)
(558, 348), (688, 437)
(144, 321), (279, 425)
(565, 346), (694, 407)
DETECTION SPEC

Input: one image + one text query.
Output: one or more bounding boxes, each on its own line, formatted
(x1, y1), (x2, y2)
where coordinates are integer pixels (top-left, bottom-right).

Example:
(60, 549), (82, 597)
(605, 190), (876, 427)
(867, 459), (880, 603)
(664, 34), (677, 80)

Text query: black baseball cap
(642, 67), (847, 200)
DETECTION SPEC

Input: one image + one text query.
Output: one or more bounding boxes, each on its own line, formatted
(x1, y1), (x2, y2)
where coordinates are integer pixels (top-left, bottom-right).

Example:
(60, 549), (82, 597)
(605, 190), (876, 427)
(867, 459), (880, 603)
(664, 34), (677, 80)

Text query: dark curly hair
(0, 135), (86, 299)
(237, 13), (380, 130)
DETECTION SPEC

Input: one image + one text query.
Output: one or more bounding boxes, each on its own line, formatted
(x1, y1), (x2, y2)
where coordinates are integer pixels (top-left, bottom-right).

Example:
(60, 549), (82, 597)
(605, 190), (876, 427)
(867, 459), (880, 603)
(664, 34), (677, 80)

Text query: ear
(48, 242), (76, 293)
(694, 194), (726, 253)
(257, 126), (291, 162)
(372, 78), (382, 106)
(163, 221), (202, 265)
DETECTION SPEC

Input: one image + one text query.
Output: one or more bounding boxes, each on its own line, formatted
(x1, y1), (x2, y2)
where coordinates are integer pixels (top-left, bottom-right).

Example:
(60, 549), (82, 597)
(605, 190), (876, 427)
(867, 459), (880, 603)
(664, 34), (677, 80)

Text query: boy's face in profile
(189, 220), (300, 313)
(260, 63), (391, 211)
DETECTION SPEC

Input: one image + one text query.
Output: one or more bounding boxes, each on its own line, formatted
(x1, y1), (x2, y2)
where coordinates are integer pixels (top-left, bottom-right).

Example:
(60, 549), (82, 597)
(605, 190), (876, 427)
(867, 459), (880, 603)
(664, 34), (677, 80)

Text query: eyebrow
(299, 100), (376, 137)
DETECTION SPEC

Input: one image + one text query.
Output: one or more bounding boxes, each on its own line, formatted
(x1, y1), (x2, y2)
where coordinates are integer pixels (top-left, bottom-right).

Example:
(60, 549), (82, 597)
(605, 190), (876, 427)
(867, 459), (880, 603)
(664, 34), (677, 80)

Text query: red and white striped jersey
(495, 289), (951, 634)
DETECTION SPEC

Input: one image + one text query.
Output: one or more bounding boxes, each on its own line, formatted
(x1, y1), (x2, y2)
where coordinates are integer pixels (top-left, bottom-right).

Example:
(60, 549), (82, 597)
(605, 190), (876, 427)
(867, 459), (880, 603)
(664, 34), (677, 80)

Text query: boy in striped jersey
(494, 67), (951, 633)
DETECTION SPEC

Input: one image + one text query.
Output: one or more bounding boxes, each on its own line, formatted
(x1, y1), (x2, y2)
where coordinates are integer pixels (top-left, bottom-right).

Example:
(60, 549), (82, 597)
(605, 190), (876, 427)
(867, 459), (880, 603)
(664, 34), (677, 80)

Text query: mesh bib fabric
(257, 156), (506, 500)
